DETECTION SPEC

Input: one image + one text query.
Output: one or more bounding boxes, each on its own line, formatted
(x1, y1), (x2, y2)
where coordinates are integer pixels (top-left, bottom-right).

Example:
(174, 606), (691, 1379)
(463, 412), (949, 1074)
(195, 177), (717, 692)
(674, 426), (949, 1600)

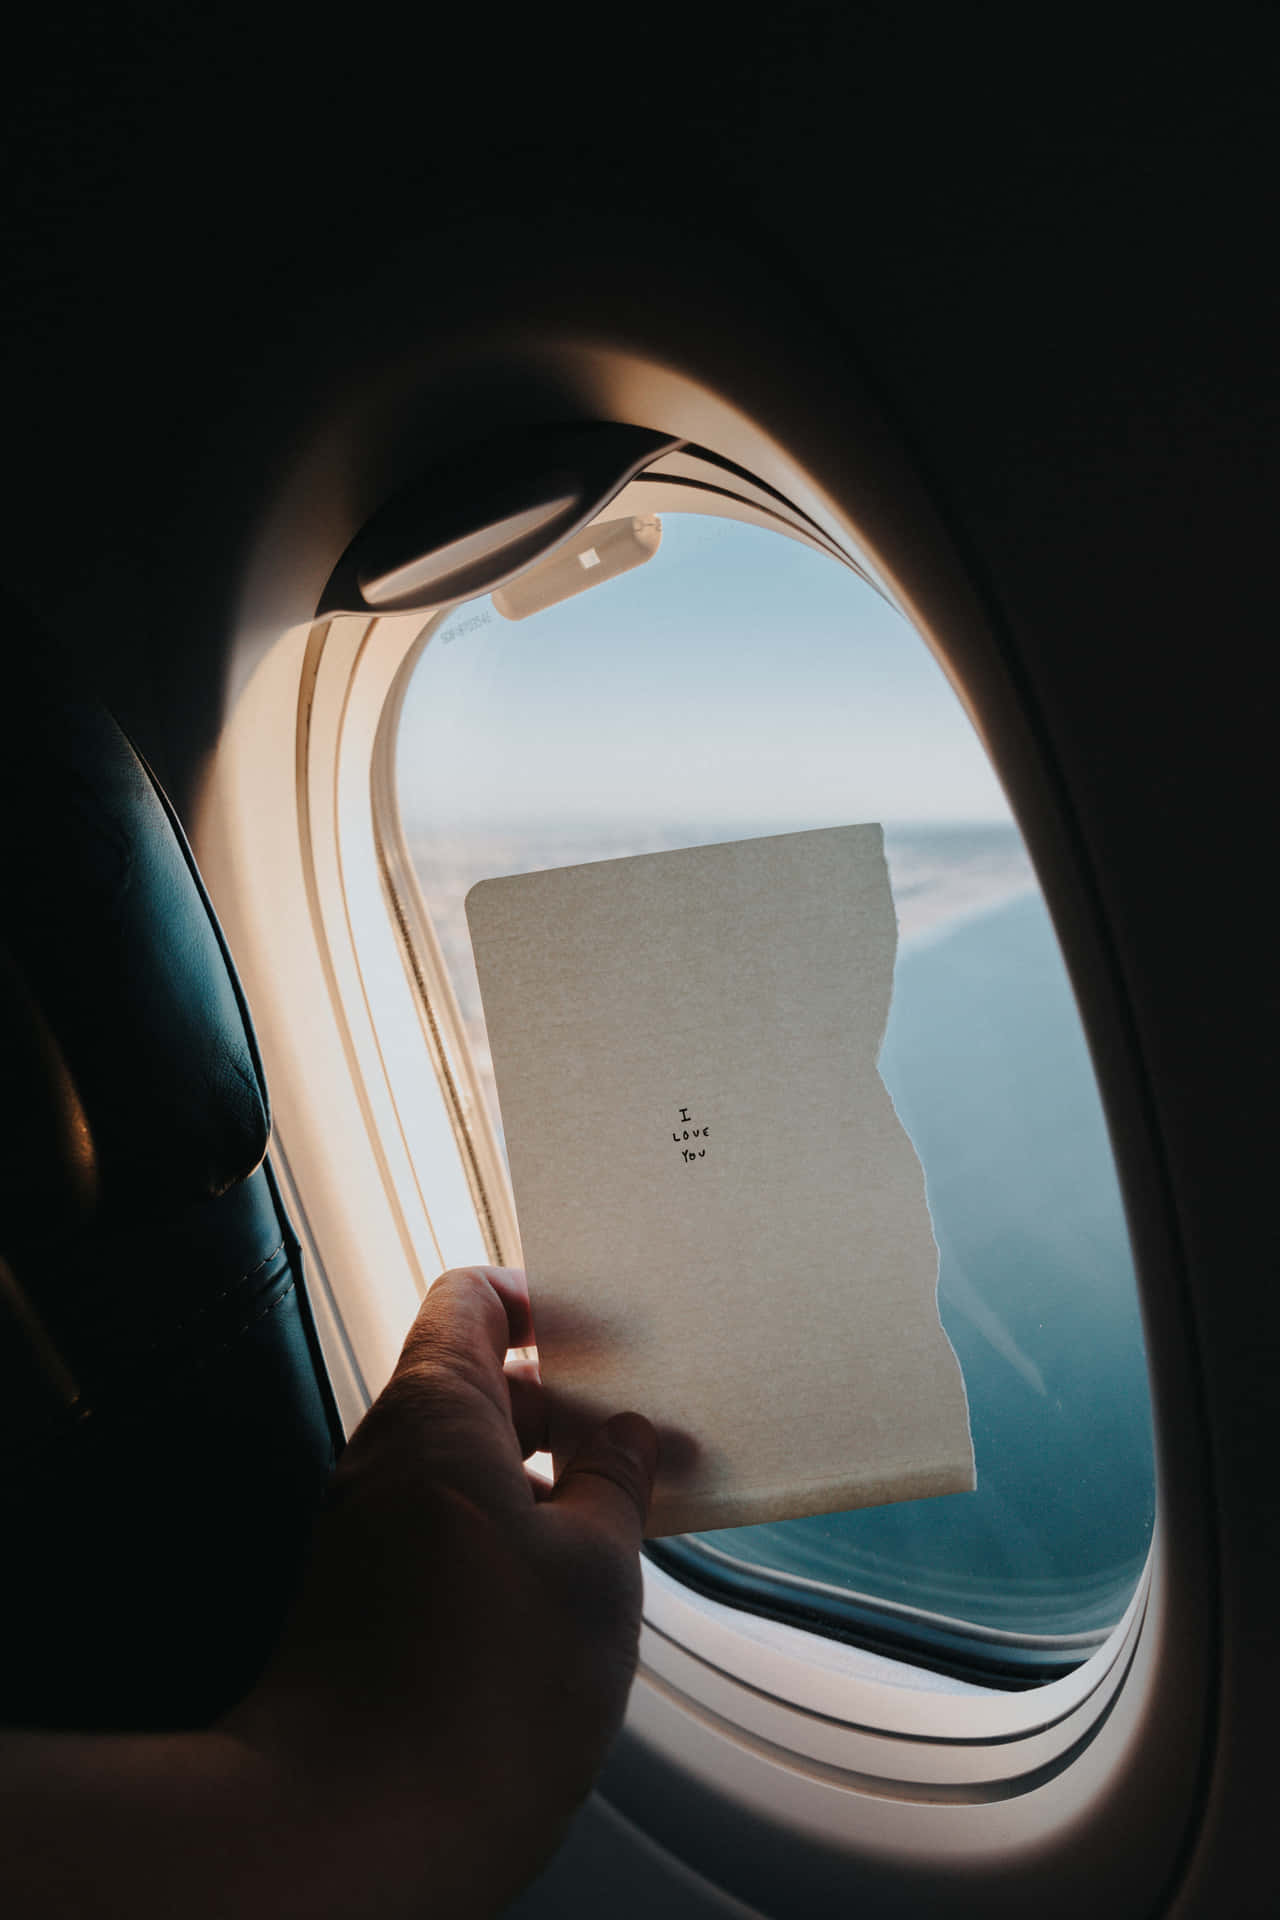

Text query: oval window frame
(197, 354), (1214, 1912)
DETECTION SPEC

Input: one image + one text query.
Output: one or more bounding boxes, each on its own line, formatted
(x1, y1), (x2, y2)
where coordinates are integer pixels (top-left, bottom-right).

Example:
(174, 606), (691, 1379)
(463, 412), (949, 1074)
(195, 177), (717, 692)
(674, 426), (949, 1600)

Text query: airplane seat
(0, 625), (342, 1732)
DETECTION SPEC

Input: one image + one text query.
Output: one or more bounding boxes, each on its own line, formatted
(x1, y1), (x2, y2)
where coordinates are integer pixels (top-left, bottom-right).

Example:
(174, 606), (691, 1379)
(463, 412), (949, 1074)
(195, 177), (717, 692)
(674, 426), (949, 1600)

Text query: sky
(397, 512), (1014, 835)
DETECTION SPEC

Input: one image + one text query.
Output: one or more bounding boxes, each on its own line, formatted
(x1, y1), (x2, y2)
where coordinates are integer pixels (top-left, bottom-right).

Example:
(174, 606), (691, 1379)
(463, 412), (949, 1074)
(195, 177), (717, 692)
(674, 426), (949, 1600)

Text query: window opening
(388, 509), (1154, 1680)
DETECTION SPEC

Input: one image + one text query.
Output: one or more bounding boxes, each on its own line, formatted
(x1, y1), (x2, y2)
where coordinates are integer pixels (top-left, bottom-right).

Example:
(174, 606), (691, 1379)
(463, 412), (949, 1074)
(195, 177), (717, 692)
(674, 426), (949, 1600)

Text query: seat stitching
(184, 1275), (299, 1373)
(125, 1239), (287, 1358)
(86, 1274), (299, 1394)
(0, 1278), (304, 1481)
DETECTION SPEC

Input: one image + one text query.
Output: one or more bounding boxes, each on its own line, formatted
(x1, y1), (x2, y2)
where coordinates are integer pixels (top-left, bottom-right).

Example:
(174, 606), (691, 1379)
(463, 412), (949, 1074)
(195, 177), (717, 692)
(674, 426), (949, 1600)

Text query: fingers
(399, 1267), (533, 1380)
(370, 1269), (539, 1487)
(504, 1360), (548, 1459)
(551, 1413), (658, 1547)
(385, 1272), (656, 1550)
(482, 1268), (537, 1349)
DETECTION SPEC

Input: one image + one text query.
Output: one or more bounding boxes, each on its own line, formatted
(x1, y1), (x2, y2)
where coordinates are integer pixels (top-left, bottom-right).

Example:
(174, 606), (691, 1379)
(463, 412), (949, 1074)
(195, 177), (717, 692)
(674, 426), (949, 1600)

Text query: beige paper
(466, 825), (975, 1536)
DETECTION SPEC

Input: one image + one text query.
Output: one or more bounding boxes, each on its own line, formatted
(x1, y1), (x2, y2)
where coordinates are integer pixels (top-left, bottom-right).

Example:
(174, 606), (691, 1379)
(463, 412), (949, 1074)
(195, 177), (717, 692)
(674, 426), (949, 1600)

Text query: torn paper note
(465, 824), (975, 1536)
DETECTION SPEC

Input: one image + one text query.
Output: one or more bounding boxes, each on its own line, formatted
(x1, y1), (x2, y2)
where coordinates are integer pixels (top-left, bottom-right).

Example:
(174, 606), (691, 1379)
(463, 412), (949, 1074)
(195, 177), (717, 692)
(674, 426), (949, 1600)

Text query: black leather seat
(0, 648), (341, 1731)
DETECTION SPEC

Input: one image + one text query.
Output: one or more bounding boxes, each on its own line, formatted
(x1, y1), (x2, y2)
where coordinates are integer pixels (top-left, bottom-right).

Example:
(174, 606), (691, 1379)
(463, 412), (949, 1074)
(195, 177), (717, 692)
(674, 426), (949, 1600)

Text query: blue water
(688, 890), (1156, 1636)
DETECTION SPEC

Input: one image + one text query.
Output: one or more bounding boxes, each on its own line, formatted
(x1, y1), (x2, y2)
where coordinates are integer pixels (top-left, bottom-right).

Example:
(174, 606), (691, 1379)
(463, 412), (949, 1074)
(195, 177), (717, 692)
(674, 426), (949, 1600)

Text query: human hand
(226, 1266), (657, 1916)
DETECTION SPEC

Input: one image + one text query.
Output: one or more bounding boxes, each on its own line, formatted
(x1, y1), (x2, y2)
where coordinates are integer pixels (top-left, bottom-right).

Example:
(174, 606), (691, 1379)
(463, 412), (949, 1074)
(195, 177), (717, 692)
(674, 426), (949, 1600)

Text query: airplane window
(392, 511), (1155, 1684)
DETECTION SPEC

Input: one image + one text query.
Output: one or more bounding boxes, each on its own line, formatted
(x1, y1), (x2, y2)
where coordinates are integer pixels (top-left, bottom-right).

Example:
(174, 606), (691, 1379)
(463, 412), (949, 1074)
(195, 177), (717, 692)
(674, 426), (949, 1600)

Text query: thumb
(551, 1413), (658, 1546)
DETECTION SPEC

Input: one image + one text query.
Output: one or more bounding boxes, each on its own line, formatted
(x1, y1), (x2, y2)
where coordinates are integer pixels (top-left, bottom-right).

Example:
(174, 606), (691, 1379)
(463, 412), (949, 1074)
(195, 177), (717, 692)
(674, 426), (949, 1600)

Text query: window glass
(393, 512), (1154, 1671)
